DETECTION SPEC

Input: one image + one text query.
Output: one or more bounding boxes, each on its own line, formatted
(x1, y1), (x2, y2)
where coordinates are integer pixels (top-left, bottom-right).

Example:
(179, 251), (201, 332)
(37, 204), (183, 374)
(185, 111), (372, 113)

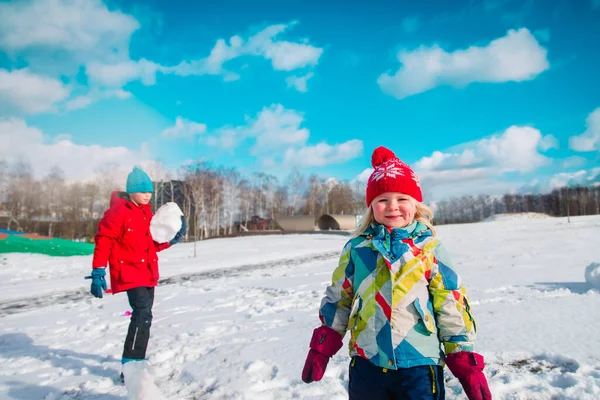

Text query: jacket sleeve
(92, 206), (124, 268)
(153, 241), (171, 252)
(428, 241), (477, 355)
(318, 241), (355, 336)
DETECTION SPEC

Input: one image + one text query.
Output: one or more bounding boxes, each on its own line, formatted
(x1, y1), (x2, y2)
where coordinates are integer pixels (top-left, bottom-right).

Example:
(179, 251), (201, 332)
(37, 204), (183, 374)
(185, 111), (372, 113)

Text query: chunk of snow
(584, 262), (600, 287)
(150, 202), (183, 244)
(122, 360), (164, 400)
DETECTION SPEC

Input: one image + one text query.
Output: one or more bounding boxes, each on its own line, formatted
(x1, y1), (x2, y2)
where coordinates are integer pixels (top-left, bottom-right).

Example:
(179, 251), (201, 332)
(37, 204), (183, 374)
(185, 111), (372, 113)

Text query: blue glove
(85, 268), (107, 298)
(169, 216), (187, 246)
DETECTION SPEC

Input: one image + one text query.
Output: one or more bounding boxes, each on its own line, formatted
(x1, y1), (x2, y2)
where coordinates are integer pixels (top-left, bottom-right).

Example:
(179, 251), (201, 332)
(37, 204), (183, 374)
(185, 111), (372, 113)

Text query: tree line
(433, 186), (600, 225)
(1, 159), (598, 241)
(0, 160), (364, 241)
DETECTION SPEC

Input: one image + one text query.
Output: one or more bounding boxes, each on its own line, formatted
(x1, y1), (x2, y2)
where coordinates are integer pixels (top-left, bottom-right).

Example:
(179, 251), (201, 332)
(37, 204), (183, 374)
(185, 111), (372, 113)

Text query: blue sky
(1, 0), (599, 200)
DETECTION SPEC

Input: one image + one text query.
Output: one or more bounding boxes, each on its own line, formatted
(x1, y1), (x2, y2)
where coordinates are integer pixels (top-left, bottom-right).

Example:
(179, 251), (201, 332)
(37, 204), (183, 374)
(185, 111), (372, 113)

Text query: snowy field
(1, 215), (599, 399)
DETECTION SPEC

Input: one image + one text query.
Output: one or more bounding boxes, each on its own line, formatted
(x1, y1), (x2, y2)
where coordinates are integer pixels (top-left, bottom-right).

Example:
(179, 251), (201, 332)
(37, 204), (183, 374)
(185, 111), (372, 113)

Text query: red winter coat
(92, 191), (170, 294)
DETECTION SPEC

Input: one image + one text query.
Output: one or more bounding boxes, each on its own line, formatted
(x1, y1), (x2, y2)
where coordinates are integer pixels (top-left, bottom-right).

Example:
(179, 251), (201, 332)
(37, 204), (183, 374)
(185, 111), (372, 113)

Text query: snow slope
(0, 216), (599, 399)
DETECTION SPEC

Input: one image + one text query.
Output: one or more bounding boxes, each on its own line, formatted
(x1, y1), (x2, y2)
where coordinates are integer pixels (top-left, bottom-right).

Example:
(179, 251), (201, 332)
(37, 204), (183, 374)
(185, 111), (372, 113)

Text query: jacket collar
(364, 220), (430, 241)
(364, 221), (431, 257)
(110, 190), (151, 213)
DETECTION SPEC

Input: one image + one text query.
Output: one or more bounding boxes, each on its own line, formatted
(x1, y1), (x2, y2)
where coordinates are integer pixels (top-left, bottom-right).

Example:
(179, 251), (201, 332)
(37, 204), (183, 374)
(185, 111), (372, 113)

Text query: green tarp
(0, 235), (94, 256)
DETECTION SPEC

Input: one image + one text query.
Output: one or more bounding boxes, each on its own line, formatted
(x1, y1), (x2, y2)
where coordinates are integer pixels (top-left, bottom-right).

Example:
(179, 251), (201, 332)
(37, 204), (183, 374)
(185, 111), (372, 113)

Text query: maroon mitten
(301, 326), (343, 383)
(445, 352), (493, 400)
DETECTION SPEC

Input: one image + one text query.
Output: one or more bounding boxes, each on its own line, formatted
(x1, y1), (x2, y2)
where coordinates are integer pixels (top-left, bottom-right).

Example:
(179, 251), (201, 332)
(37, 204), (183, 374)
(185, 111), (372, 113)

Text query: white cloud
(405, 124), (596, 200)
(0, 118), (147, 180)
(1, 2), (321, 114)
(0, 0), (144, 113)
(0, 0), (139, 63)
(168, 22), (323, 80)
(569, 107), (600, 152)
(0, 68), (70, 114)
(246, 105), (310, 155)
(261, 158), (277, 168)
(262, 40), (322, 71)
(354, 168), (374, 184)
(244, 23), (323, 71)
(561, 156), (588, 169)
(204, 127), (240, 150)
(65, 95), (93, 111)
(283, 140), (364, 168)
(378, 28), (549, 100)
(198, 104), (362, 168)
(191, 105), (311, 153)
(416, 126), (551, 175)
(549, 168), (600, 189)
(65, 89), (131, 111)
(402, 16), (420, 34)
(286, 72), (314, 93)
(167, 36), (243, 81)
(539, 134), (559, 151)
(161, 116), (207, 139)
(86, 59), (163, 87)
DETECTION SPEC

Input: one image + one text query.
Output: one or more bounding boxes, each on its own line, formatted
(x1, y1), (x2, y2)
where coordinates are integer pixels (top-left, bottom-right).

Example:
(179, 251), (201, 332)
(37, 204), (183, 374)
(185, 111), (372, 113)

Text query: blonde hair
(353, 196), (436, 237)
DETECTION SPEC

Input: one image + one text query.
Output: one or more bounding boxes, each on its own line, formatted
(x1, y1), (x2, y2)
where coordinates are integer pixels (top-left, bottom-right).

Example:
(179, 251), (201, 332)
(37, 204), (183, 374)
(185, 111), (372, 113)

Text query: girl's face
(371, 192), (416, 228)
(130, 192), (152, 206)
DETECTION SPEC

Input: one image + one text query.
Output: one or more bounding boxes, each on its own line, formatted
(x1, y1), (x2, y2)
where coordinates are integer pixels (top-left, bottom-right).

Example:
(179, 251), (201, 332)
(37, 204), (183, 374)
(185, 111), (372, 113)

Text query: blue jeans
(348, 356), (445, 400)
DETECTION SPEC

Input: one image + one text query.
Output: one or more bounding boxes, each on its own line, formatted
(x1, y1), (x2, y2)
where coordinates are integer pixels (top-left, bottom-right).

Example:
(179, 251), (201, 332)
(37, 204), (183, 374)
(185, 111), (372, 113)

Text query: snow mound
(122, 360), (164, 400)
(484, 212), (552, 222)
(150, 202), (183, 244)
(584, 263), (600, 287)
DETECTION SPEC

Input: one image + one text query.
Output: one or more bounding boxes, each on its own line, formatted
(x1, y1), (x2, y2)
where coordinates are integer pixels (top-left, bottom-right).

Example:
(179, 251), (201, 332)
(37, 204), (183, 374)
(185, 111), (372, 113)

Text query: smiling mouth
(385, 216), (401, 219)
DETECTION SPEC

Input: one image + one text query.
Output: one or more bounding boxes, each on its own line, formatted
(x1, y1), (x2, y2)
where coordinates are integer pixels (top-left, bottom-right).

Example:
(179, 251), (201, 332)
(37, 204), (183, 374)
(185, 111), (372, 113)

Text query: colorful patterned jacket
(319, 221), (477, 369)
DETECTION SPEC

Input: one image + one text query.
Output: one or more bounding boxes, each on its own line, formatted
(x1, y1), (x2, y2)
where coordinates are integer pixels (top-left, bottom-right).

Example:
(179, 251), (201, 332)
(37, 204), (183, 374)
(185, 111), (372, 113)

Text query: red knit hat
(365, 146), (422, 206)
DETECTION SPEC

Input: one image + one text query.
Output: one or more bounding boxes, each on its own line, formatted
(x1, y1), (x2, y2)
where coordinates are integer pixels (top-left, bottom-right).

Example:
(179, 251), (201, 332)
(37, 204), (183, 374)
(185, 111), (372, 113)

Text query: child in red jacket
(87, 166), (186, 377)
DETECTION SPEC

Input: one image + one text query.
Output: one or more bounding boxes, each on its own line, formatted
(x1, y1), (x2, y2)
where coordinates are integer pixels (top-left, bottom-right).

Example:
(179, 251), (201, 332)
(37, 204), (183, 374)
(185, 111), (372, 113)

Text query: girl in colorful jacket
(302, 147), (492, 400)
(86, 166), (186, 375)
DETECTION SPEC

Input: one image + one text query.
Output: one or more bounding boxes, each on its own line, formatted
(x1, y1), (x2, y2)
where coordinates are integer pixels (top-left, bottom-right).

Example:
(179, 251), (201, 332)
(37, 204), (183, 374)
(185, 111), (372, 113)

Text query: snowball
(150, 202), (183, 244)
(584, 262), (600, 287)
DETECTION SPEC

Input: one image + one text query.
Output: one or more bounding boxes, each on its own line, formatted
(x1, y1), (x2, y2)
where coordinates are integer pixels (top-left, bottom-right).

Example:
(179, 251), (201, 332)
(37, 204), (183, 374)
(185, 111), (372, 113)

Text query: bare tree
(63, 182), (87, 240)
(273, 186), (288, 218)
(41, 166), (66, 237)
(93, 162), (122, 211)
(222, 168), (242, 234)
(145, 161), (173, 210)
(286, 169), (306, 216)
(303, 174), (322, 216)
(328, 181), (357, 215)
(322, 178), (338, 215)
(5, 161), (36, 231)
(238, 179), (252, 230)
(182, 162), (212, 256)
(206, 171), (223, 238)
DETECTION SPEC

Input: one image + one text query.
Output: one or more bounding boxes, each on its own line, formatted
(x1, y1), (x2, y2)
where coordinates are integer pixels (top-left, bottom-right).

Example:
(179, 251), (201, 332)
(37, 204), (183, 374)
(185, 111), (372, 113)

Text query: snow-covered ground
(483, 212), (552, 222)
(1, 215), (599, 399)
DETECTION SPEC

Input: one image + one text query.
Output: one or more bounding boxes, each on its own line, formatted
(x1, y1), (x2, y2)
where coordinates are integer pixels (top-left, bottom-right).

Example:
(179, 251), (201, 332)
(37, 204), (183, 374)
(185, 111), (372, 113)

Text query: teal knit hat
(126, 166), (154, 193)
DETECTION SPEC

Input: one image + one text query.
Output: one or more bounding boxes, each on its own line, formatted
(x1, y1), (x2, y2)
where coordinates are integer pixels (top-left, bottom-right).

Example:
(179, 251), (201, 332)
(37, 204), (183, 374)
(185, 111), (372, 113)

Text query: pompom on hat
(365, 146), (422, 206)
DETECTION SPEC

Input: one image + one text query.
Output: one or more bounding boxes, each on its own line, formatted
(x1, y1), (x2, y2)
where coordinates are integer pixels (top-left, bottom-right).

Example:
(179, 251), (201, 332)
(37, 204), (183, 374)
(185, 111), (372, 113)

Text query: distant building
(274, 214), (359, 232)
(273, 215), (317, 232)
